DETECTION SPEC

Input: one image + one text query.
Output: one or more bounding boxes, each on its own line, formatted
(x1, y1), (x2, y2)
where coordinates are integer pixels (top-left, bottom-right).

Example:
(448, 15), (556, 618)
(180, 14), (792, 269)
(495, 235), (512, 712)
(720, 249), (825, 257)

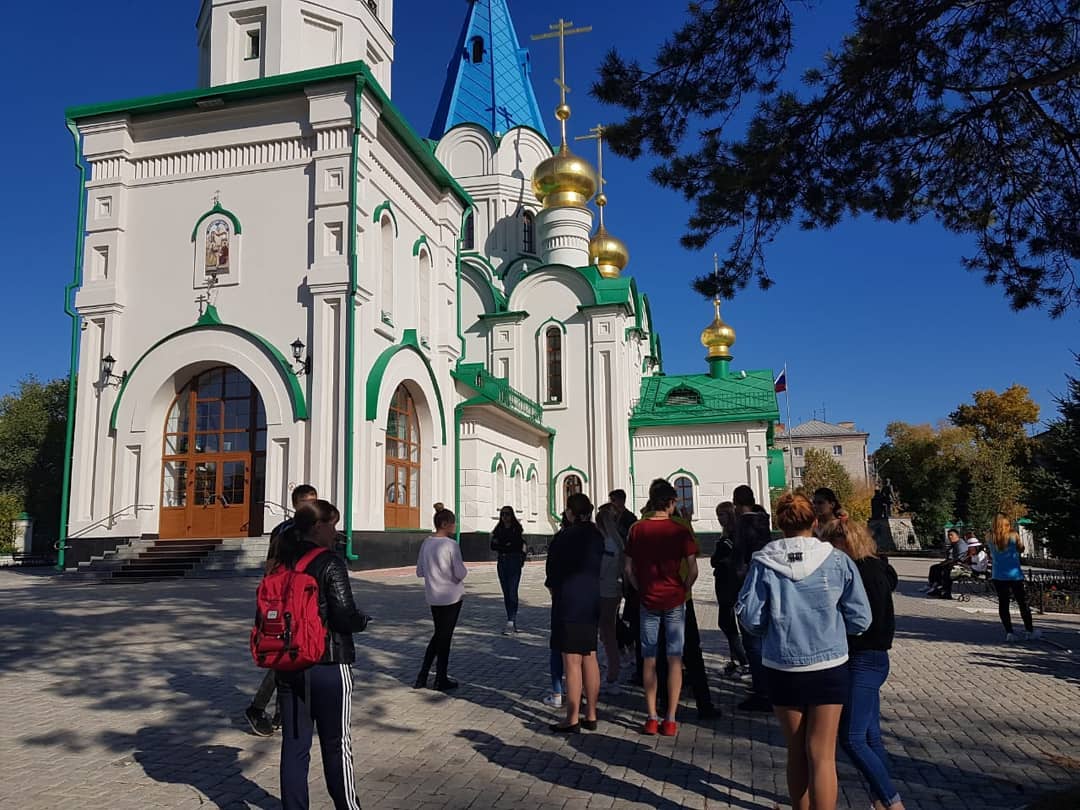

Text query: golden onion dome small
(532, 144), (599, 210)
(589, 225), (630, 279)
(700, 298), (736, 360)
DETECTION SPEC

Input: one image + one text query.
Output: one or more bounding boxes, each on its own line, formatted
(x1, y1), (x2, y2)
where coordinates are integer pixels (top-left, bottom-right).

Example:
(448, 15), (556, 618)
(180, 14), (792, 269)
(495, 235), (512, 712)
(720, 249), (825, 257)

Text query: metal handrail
(259, 500), (294, 518)
(56, 503), (155, 549)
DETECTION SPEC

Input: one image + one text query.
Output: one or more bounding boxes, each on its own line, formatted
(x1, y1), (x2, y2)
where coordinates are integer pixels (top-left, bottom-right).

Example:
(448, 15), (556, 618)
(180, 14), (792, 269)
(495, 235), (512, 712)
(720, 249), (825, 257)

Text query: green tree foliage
(950, 384), (1038, 530)
(0, 377), (70, 543)
(799, 447), (855, 510)
(592, 1), (1080, 316)
(1024, 360), (1080, 557)
(873, 422), (972, 544)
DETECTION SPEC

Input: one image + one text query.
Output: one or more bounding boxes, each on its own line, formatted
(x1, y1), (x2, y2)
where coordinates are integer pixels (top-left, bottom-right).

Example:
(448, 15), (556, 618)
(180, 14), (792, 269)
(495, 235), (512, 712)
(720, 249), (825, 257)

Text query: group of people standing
(245, 477), (972, 810)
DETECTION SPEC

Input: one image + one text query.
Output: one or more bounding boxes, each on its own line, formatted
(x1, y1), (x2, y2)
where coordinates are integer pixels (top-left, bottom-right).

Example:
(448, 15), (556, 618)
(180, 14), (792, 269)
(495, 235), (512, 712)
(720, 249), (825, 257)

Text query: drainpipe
(342, 76), (366, 562)
(57, 120), (88, 571)
(453, 204), (473, 544)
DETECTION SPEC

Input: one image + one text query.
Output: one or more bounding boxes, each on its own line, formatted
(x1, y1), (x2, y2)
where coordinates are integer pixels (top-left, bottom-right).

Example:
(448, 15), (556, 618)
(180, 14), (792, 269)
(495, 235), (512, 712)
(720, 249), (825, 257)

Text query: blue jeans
(743, 632), (768, 699)
(639, 603), (686, 658)
(550, 649), (564, 694)
(840, 650), (901, 807)
(496, 554), (523, 622)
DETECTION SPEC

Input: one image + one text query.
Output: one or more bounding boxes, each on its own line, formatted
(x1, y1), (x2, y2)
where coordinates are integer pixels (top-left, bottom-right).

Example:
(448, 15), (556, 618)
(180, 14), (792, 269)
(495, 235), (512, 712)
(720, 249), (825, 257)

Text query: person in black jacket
(545, 493), (604, 733)
(731, 486), (774, 712)
(491, 506), (526, 634)
(710, 501), (748, 677)
(821, 519), (905, 810)
(273, 500), (370, 810)
(245, 484), (319, 737)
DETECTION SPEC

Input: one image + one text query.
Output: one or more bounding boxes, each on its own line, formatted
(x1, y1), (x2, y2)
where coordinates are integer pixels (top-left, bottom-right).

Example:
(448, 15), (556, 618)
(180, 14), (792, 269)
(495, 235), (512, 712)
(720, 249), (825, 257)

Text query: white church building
(61, 0), (784, 568)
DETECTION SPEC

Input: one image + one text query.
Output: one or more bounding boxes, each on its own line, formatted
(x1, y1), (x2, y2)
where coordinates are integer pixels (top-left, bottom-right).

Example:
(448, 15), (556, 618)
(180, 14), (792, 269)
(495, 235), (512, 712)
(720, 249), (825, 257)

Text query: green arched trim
(109, 303), (308, 432)
(412, 234), (429, 257)
(373, 200), (399, 237)
(525, 463), (538, 480)
(461, 252), (499, 281)
(460, 256), (509, 312)
(490, 452), (506, 473)
(510, 459), (524, 479)
(668, 469), (700, 486)
(534, 316), (568, 341)
(364, 328), (447, 444)
(499, 255), (537, 280)
(554, 465), (589, 484)
(190, 202), (242, 241)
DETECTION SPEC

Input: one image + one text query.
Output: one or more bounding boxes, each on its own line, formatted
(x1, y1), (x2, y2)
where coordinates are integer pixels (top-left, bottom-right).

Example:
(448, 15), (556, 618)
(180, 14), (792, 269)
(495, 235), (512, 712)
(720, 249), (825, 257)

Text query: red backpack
(251, 547), (328, 671)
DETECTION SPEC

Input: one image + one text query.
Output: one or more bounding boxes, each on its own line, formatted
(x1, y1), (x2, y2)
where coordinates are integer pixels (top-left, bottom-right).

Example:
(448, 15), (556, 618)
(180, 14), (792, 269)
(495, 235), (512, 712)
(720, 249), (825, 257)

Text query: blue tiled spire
(429, 0), (548, 141)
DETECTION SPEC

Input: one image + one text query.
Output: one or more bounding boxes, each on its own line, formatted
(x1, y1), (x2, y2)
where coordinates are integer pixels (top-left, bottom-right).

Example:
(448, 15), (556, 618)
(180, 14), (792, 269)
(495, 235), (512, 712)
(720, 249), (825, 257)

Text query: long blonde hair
(819, 519), (878, 561)
(992, 514), (1025, 553)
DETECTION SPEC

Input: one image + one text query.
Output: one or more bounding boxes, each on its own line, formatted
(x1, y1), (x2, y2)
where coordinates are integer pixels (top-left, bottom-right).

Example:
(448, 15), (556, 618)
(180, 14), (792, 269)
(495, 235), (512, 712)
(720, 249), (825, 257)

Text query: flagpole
(784, 364), (795, 492)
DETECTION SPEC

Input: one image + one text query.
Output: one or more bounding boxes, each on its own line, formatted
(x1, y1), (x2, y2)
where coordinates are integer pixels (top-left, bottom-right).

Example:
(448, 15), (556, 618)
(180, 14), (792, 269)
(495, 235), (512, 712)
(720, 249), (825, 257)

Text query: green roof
(66, 61), (472, 209)
(630, 369), (780, 428)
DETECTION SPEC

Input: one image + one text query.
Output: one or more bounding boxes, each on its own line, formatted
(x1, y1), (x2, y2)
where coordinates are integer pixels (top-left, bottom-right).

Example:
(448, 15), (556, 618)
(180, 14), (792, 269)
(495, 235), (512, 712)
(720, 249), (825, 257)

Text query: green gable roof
(631, 369), (780, 428)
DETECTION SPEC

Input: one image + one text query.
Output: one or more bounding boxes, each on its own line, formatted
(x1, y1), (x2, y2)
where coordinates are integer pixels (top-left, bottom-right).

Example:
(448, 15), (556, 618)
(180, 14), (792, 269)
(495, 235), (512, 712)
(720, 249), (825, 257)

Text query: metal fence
(1025, 568), (1080, 615)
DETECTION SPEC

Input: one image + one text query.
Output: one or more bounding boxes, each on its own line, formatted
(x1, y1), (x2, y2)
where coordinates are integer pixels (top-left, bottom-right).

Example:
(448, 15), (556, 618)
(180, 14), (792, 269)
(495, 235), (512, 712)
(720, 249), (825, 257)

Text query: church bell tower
(197, 0), (395, 92)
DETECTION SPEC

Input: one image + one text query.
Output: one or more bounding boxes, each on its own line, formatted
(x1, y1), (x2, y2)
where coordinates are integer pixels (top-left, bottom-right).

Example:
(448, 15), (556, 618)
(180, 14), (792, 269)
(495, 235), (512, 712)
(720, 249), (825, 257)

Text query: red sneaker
(659, 720), (678, 737)
(641, 717), (659, 735)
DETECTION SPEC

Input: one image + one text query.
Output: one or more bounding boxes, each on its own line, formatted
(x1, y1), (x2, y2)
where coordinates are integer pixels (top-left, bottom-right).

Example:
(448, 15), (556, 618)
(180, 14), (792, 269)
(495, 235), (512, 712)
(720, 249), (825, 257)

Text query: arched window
(470, 36), (485, 64)
(380, 217), (394, 321)
(528, 471), (539, 517)
(384, 385), (421, 529)
(674, 476), (695, 519)
(522, 210), (536, 254)
(563, 474), (583, 507)
(494, 462), (507, 515)
(666, 386), (702, 406)
(462, 211), (475, 251)
(545, 327), (563, 404)
(418, 249), (432, 342)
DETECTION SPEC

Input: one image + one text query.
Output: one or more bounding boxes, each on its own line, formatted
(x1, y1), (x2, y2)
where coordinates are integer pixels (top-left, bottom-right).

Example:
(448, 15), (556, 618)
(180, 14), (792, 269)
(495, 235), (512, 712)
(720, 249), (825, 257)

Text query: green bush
(0, 490), (23, 553)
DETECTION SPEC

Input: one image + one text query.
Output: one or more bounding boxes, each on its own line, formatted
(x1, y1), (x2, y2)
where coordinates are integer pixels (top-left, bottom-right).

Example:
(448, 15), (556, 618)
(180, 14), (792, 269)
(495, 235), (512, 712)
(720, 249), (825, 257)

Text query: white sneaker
(1027, 629), (1042, 641)
(1005, 632), (1019, 642)
(542, 693), (563, 708)
(502, 621), (515, 636)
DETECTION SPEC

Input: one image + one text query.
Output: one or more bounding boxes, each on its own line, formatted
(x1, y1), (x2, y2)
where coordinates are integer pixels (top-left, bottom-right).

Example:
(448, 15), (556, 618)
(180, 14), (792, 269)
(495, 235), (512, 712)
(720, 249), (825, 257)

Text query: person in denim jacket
(736, 493), (871, 810)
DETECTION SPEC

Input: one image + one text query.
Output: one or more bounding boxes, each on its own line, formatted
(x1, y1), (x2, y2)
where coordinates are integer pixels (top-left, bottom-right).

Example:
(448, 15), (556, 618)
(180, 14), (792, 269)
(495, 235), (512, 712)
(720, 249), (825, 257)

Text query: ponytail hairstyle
(992, 513), (1023, 553)
(434, 508), (456, 531)
(819, 518), (877, 561)
(276, 499), (339, 568)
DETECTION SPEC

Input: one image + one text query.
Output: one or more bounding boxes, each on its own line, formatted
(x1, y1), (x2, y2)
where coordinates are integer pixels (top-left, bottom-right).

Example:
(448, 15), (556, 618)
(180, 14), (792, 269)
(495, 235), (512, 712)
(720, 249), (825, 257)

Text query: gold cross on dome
(576, 124), (609, 223)
(532, 18), (592, 143)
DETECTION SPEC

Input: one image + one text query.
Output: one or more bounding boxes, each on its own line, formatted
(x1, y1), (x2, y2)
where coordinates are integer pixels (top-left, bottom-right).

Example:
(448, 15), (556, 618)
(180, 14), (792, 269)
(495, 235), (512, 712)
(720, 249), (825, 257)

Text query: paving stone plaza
(2, 557), (1079, 809)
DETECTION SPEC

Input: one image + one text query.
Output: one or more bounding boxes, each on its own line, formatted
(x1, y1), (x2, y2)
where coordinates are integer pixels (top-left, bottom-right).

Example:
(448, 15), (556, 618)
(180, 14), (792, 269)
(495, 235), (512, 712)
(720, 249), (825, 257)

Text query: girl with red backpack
(268, 500), (370, 810)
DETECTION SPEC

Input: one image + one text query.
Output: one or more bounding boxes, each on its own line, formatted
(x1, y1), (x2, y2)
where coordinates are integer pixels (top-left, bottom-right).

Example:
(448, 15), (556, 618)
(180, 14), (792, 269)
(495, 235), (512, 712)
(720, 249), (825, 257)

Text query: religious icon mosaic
(205, 219), (231, 276)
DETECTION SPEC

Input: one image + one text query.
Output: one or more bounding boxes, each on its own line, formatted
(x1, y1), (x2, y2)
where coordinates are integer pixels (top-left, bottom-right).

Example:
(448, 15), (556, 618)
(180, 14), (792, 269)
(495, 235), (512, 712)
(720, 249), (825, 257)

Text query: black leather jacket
(298, 542), (369, 665)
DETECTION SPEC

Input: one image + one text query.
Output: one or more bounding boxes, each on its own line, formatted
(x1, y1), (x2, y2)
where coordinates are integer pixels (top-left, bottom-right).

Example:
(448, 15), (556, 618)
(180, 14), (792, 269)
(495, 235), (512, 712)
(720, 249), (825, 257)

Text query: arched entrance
(384, 384), (421, 529)
(159, 367), (267, 538)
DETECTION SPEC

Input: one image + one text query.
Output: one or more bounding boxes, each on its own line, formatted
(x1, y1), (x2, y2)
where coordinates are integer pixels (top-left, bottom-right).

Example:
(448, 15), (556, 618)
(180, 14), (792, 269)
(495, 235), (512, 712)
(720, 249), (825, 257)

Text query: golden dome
(532, 144), (598, 210)
(700, 298), (736, 359)
(589, 225), (630, 278)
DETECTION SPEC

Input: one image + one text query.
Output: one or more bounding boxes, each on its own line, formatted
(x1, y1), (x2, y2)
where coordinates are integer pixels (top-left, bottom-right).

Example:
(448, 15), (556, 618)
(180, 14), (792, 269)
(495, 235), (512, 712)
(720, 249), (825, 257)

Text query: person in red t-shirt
(624, 479), (699, 737)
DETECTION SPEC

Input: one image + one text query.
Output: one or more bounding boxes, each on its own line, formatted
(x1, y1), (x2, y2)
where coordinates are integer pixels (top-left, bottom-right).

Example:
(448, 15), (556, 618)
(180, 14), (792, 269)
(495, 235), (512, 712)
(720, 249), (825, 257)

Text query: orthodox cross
(195, 291), (211, 317)
(212, 190), (221, 206)
(531, 18), (591, 145)
(575, 124), (608, 226)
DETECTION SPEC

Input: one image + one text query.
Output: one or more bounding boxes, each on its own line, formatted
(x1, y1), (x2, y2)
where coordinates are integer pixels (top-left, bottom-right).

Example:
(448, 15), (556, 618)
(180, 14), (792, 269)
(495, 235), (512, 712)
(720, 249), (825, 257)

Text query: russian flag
(774, 369), (787, 393)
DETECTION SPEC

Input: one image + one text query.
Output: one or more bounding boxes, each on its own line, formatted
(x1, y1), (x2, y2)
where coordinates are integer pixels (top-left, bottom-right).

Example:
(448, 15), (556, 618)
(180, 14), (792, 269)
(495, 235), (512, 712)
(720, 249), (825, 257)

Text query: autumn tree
(873, 422), (973, 543)
(593, 1), (1080, 316)
(949, 385), (1039, 530)
(1024, 359), (1080, 557)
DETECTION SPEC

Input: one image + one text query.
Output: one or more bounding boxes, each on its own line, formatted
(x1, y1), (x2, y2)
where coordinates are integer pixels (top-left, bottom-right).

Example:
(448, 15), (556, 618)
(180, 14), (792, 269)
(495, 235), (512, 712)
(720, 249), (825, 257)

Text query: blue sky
(0, 1), (1075, 450)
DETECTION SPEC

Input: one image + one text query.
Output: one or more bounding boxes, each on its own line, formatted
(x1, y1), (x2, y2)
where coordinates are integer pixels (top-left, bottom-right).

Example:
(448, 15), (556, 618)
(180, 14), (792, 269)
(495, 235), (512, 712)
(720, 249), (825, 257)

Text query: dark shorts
(552, 622), (598, 655)
(766, 663), (850, 707)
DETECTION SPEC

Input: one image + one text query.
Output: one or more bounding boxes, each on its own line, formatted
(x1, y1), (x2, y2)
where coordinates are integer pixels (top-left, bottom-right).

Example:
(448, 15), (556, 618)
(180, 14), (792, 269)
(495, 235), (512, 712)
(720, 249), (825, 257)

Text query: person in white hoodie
(737, 493), (872, 810)
(415, 508), (468, 692)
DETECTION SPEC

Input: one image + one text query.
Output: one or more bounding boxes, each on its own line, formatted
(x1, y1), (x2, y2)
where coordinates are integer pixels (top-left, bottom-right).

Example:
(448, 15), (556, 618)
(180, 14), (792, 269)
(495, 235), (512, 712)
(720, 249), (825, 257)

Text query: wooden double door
(384, 384), (421, 530)
(159, 367), (266, 538)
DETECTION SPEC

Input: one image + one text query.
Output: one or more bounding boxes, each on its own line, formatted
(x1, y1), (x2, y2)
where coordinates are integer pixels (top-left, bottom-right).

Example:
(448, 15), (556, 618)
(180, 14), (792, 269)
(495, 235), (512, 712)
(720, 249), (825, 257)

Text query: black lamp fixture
(291, 338), (311, 376)
(100, 354), (126, 387)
